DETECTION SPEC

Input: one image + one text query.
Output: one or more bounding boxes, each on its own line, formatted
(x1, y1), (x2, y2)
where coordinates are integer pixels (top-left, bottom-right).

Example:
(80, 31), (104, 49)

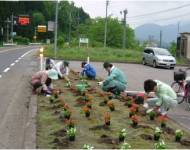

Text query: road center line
(15, 60), (19, 63)
(3, 67), (10, 73)
(10, 63), (15, 67)
(0, 75), (2, 78)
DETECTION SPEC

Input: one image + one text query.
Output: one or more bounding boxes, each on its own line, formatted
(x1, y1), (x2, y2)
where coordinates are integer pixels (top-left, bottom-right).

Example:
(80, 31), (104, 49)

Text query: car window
(144, 49), (149, 54)
(154, 49), (171, 56)
(149, 49), (154, 55)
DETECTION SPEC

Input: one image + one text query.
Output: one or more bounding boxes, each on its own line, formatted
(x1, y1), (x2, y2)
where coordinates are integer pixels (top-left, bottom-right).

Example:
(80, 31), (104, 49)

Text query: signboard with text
(18, 16), (30, 25)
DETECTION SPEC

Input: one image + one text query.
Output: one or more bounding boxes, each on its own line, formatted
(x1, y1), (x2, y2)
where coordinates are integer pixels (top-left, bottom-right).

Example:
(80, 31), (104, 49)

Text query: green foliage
(120, 142), (131, 149)
(169, 41), (177, 56)
(66, 127), (76, 137)
(154, 140), (166, 149)
(57, 35), (65, 47)
(83, 144), (94, 150)
(13, 36), (29, 45)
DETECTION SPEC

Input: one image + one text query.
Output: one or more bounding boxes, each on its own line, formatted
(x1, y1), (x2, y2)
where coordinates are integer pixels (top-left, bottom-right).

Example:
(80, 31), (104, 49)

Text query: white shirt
(53, 61), (69, 77)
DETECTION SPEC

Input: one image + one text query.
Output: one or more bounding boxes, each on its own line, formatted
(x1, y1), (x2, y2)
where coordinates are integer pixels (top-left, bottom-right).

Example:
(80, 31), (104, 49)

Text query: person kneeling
(31, 69), (58, 95)
(144, 79), (177, 116)
(81, 61), (96, 80)
(98, 62), (127, 95)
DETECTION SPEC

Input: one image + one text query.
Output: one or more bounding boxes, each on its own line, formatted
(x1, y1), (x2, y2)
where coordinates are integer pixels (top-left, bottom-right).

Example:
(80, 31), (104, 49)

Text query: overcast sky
(71, 0), (190, 28)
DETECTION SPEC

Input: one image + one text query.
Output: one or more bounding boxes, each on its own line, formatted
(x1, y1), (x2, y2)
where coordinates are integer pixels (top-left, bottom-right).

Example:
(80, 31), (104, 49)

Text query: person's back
(111, 67), (127, 85)
(155, 80), (177, 100)
(81, 62), (96, 79)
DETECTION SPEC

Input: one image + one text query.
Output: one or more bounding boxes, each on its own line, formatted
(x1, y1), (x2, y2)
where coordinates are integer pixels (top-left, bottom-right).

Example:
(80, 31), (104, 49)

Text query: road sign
(48, 21), (54, 31)
(37, 25), (47, 33)
(79, 38), (89, 44)
(18, 16), (30, 25)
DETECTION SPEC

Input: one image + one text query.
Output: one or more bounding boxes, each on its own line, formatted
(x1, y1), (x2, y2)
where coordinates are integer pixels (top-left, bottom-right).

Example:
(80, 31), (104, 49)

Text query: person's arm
(41, 72), (48, 91)
(103, 71), (117, 85)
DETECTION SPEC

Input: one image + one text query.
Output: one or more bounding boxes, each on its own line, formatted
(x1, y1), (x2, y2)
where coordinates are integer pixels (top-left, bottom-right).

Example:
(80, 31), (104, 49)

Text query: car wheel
(170, 67), (174, 70)
(142, 58), (146, 65)
(153, 60), (157, 68)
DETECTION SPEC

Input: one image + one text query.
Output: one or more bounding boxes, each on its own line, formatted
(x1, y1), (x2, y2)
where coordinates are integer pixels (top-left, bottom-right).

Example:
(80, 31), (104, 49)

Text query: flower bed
(37, 70), (190, 149)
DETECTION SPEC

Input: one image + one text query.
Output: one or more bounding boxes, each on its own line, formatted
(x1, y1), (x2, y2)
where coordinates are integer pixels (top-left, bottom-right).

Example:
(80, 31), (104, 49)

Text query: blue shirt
(82, 64), (96, 79)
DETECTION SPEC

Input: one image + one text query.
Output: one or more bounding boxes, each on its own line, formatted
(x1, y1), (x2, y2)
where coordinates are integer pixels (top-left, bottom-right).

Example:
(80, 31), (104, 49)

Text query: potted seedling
(154, 140), (166, 149)
(64, 103), (70, 111)
(104, 112), (111, 126)
(83, 144), (94, 150)
(86, 101), (92, 109)
(49, 96), (56, 103)
(82, 106), (91, 118)
(126, 100), (132, 108)
(131, 103), (139, 112)
(131, 115), (139, 127)
(175, 129), (183, 142)
(118, 128), (127, 142)
(120, 142), (131, 149)
(154, 127), (162, 141)
(158, 115), (167, 128)
(60, 109), (71, 120)
(67, 127), (76, 141)
(149, 110), (156, 120)
(59, 96), (65, 106)
(107, 101), (115, 111)
(66, 119), (75, 129)
(129, 107), (136, 118)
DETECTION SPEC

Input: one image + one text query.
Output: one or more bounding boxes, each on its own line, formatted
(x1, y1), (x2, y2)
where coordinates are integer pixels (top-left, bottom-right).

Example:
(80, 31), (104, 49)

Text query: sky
(71, 0), (190, 28)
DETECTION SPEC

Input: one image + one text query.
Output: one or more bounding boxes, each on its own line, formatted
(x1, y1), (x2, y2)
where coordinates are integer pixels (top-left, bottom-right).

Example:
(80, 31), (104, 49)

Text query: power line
(128, 11), (190, 23)
(127, 3), (190, 19)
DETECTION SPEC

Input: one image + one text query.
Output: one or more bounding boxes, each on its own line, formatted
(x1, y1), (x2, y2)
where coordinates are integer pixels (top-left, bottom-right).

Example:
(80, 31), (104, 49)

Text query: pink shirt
(31, 70), (48, 85)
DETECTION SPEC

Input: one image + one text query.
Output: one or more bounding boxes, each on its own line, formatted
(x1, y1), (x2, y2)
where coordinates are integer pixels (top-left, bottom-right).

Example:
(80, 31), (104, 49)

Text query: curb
(24, 95), (37, 149)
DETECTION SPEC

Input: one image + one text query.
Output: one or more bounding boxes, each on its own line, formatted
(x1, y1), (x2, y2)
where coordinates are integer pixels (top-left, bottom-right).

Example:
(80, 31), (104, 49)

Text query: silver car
(142, 47), (176, 69)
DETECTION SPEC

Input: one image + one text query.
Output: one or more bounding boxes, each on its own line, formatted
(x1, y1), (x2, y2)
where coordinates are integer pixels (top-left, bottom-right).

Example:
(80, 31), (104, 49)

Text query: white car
(142, 47), (176, 69)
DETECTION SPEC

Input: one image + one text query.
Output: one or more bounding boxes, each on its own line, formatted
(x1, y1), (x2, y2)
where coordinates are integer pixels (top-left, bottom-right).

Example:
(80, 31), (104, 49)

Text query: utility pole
(177, 22), (180, 36)
(77, 9), (80, 47)
(159, 30), (162, 48)
(104, 0), (109, 48)
(11, 13), (13, 43)
(6, 18), (9, 42)
(54, 0), (58, 59)
(122, 9), (128, 49)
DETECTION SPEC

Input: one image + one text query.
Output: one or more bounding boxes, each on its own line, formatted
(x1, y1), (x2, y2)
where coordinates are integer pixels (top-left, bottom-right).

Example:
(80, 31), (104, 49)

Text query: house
(177, 32), (190, 59)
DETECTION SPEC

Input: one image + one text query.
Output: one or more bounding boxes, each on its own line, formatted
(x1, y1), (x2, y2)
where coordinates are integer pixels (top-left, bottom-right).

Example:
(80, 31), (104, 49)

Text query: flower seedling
(66, 127), (76, 141)
(154, 127), (162, 141)
(120, 142), (131, 149)
(126, 100), (132, 108)
(107, 101), (115, 111)
(129, 107), (136, 118)
(158, 115), (167, 128)
(49, 96), (57, 103)
(64, 103), (70, 111)
(149, 110), (156, 120)
(175, 129), (183, 142)
(83, 144), (94, 150)
(131, 115), (139, 127)
(86, 101), (92, 109)
(66, 119), (75, 129)
(59, 96), (65, 106)
(118, 128), (127, 142)
(60, 109), (71, 120)
(82, 106), (91, 118)
(154, 140), (166, 149)
(104, 112), (111, 126)
(131, 103), (139, 112)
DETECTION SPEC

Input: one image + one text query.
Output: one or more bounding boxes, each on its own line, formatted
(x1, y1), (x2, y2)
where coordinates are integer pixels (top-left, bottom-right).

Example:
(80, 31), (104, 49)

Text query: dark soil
(140, 134), (153, 141)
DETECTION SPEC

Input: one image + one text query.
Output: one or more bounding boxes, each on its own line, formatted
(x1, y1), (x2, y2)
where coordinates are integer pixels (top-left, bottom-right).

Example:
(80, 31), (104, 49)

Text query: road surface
(0, 46), (39, 148)
(70, 61), (190, 131)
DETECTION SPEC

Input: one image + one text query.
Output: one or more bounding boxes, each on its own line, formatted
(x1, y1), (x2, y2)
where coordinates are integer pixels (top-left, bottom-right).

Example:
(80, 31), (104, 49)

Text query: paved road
(0, 46), (39, 148)
(70, 61), (190, 130)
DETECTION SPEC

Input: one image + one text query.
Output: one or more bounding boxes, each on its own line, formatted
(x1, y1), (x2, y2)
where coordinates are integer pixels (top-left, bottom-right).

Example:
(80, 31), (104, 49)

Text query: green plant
(60, 109), (71, 119)
(154, 127), (162, 141)
(154, 140), (166, 149)
(66, 127), (76, 141)
(83, 144), (94, 150)
(149, 111), (156, 120)
(120, 142), (131, 149)
(49, 96), (57, 103)
(127, 100), (132, 108)
(175, 129), (183, 142)
(119, 129), (127, 142)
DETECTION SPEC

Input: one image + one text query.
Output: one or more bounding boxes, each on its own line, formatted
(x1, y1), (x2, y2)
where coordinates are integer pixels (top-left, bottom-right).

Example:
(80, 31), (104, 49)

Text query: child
(144, 79), (177, 116)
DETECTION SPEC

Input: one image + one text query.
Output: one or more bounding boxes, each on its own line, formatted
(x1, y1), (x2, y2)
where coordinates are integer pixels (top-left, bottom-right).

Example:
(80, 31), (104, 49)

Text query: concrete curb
(24, 95), (37, 149)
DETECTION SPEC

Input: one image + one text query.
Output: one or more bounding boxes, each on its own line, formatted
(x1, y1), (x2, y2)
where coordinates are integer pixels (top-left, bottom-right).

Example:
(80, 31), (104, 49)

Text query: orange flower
(130, 106), (137, 113)
(65, 119), (76, 126)
(104, 112), (111, 123)
(82, 106), (90, 113)
(131, 115), (139, 123)
(131, 103), (139, 109)
(85, 94), (93, 101)
(157, 115), (168, 122)
(107, 101), (114, 108)
(64, 103), (70, 110)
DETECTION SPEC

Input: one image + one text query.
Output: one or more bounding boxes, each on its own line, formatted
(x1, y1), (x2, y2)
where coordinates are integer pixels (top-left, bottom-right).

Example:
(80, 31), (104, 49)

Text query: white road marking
(15, 60), (19, 63)
(0, 75), (2, 78)
(0, 46), (29, 54)
(10, 63), (15, 67)
(3, 67), (10, 73)
(18, 57), (22, 60)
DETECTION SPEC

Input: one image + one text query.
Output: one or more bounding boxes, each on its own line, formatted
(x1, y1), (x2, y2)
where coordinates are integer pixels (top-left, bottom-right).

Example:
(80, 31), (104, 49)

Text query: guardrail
(29, 43), (42, 45)
(3, 42), (17, 46)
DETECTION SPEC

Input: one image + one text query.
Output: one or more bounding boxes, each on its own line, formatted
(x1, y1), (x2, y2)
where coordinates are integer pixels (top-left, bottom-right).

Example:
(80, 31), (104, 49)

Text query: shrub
(13, 36), (29, 45)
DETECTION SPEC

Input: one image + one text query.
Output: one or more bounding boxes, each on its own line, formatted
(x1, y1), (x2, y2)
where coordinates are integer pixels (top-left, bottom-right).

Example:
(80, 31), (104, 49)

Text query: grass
(44, 45), (142, 63)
